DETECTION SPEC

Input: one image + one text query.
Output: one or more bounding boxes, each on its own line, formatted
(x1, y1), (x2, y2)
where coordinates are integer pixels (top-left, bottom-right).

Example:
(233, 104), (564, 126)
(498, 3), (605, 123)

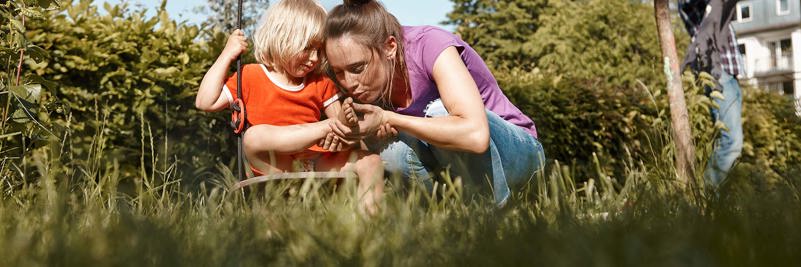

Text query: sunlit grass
(1, 127), (799, 267)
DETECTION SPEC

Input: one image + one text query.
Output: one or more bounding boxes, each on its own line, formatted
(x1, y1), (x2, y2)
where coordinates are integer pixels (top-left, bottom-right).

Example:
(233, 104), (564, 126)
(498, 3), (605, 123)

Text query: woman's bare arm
(335, 47), (489, 153)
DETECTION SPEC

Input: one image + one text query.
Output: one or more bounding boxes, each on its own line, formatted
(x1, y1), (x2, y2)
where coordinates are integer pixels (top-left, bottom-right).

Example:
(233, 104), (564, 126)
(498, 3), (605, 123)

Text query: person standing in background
(679, 0), (744, 188)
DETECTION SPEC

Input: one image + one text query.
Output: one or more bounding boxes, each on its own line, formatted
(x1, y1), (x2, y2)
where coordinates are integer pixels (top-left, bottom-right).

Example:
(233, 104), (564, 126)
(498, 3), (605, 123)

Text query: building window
(780, 39), (792, 69)
(737, 2), (752, 22)
(777, 0), (790, 15)
(769, 39), (793, 70)
(737, 43), (747, 70)
(766, 81), (796, 97)
(783, 81), (795, 96)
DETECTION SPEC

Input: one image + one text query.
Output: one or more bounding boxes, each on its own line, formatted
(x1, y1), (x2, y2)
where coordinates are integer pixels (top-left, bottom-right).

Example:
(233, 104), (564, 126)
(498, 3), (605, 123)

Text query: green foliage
(739, 89), (801, 176)
(20, 0), (231, 186)
(483, 0), (674, 176)
(452, 0), (801, 180)
(528, 0), (666, 89)
(0, 0), (60, 182)
(447, 0), (550, 71)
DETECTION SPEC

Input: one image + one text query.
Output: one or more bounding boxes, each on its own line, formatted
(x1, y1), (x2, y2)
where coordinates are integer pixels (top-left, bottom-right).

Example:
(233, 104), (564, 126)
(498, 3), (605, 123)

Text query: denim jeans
(705, 72), (743, 187)
(367, 99), (546, 206)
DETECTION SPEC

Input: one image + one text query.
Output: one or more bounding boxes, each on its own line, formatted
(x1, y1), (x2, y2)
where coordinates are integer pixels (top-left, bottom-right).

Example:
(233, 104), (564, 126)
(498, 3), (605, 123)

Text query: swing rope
(232, 0), (246, 181)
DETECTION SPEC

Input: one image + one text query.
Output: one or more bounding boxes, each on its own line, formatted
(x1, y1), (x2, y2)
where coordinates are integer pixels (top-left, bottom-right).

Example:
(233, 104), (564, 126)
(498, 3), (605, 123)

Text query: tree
(445, 0), (552, 71)
(196, 0), (270, 33)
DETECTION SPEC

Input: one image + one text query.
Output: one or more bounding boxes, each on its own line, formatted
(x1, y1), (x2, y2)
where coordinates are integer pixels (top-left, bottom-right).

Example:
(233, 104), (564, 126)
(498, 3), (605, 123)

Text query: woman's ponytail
(343, 0), (371, 7)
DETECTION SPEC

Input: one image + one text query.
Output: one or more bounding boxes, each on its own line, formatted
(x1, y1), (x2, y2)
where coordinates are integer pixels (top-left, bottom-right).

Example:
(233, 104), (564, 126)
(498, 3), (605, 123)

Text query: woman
(322, 0), (545, 206)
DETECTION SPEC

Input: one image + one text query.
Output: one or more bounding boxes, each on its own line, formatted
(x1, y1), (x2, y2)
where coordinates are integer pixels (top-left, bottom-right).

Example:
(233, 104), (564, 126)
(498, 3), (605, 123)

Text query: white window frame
(777, 0), (791, 16)
(737, 2), (753, 22)
(767, 38), (793, 70)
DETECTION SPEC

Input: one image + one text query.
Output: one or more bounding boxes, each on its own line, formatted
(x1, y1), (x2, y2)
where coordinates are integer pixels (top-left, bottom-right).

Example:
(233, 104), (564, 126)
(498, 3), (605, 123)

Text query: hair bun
(344, 0), (372, 7)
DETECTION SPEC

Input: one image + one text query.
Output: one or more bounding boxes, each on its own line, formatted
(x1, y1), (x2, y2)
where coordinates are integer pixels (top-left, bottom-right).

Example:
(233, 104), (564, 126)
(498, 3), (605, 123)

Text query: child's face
(286, 42), (322, 78)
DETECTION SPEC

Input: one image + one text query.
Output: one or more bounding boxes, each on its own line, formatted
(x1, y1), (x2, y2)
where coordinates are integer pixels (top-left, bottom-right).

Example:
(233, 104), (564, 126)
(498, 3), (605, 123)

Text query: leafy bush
(1, 0), (60, 183)
(468, 0), (801, 181)
(489, 0), (682, 177)
(21, 0), (233, 187)
(739, 88), (801, 176)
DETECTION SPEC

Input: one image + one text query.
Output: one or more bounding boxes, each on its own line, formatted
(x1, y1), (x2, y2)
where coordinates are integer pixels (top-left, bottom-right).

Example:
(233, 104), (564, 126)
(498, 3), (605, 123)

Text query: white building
(733, 0), (801, 109)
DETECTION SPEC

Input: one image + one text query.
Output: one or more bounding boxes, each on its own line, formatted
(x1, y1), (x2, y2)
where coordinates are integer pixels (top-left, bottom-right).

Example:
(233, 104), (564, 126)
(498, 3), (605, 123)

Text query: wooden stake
(654, 0), (696, 183)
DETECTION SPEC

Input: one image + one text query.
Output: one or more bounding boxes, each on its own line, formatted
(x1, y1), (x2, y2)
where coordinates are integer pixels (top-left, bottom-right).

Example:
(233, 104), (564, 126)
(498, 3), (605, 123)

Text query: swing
(229, 0), (355, 191)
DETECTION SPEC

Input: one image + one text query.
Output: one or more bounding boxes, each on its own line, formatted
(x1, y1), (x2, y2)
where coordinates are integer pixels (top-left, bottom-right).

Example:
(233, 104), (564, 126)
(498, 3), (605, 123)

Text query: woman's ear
(384, 36), (398, 60)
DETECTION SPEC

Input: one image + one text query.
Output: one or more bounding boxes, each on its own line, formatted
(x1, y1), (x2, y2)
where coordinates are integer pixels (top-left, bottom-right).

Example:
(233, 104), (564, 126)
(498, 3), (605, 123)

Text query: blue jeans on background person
(367, 99), (546, 207)
(705, 71), (743, 187)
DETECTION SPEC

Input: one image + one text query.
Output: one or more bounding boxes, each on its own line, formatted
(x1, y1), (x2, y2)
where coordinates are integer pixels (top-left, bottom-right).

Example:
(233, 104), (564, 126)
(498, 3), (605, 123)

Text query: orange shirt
(224, 64), (340, 154)
(224, 64), (339, 126)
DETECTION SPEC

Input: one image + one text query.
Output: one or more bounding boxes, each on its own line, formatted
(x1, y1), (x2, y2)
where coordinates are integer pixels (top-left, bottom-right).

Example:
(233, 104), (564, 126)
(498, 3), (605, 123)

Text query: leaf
(8, 18), (23, 32)
(26, 44), (49, 62)
(11, 109), (30, 123)
(714, 121), (729, 132)
(27, 75), (57, 92)
(178, 53), (189, 65)
(153, 67), (179, 77)
(10, 95), (55, 138)
(0, 132), (22, 139)
(37, 0), (54, 8)
(710, 90), (724, 100)
(103, 1), (112, 13)
(8, 84), (42, 103)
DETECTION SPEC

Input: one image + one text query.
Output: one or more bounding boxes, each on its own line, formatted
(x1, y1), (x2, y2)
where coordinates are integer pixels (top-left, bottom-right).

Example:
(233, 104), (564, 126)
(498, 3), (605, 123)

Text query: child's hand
(222, 29), (248, 61)
(338, 97), (359, 127)
(319, 132), (355, 152)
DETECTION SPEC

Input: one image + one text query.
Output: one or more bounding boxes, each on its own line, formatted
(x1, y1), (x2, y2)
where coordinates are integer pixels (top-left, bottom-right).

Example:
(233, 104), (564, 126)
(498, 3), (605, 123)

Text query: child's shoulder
(304, 72), (335, 87)
(242, 63), (266, 73)
(239, 64), (272, 81)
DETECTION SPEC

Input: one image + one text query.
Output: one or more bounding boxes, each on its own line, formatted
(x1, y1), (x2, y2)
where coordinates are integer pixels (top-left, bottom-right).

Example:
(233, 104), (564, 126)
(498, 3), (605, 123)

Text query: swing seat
(232, 171), (357, 190)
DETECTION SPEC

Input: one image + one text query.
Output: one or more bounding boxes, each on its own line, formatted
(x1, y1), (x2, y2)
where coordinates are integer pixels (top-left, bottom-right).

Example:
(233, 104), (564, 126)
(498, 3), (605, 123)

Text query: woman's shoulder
(403, 26), (466, 72)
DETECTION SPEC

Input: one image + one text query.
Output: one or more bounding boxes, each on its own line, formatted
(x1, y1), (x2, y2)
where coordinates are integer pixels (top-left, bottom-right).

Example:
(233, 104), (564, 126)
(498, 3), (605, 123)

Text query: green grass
(2, 134), (800, 267)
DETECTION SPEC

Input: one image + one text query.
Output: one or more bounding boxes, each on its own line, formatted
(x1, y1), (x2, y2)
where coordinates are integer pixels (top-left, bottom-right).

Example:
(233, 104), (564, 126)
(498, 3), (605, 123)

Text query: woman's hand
(329, 102), (387, 140)
(374, 122), (397, 140)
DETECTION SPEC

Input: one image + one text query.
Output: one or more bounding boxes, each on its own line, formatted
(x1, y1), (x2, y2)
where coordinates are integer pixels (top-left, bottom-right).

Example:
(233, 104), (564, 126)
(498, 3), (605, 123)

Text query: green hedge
(22, 0), (234, 186)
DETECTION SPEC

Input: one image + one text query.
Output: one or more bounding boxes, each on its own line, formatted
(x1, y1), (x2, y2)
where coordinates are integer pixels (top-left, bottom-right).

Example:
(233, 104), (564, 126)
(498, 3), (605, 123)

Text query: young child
(194, 0), (383, 214)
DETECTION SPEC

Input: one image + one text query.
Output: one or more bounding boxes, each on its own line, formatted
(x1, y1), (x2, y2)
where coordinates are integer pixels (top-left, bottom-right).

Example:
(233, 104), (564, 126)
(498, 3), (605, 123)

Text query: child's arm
(195, 29), (248, 112)
(243, 119), (336, 153)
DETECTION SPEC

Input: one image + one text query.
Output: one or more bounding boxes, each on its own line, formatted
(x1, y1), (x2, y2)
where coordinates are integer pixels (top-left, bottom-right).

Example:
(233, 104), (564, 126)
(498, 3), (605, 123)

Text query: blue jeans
(705, 72), (743, 187)
(367, 99), (546, 206)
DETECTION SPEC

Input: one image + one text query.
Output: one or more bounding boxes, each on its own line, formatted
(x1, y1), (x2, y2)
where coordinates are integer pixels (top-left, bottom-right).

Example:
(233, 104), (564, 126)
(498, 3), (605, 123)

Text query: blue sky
(101, 0), (455, 31)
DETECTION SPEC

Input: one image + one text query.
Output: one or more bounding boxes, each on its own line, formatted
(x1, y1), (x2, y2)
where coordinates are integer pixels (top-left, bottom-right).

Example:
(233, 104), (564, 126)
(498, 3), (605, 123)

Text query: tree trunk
(653, 0), (695, 183)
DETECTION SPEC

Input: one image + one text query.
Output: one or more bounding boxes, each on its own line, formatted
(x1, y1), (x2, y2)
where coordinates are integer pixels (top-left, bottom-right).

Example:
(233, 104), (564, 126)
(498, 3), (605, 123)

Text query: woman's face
(325, 36), (388, 104)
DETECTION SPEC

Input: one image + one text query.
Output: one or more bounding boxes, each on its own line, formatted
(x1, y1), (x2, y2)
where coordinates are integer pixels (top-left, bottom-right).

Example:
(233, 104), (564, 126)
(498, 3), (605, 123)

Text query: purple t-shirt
(398, 26), (538, 138)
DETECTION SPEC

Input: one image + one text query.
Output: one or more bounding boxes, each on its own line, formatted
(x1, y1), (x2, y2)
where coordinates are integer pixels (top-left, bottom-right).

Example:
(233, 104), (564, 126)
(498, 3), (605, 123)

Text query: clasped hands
(318, 97), (397, 151)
